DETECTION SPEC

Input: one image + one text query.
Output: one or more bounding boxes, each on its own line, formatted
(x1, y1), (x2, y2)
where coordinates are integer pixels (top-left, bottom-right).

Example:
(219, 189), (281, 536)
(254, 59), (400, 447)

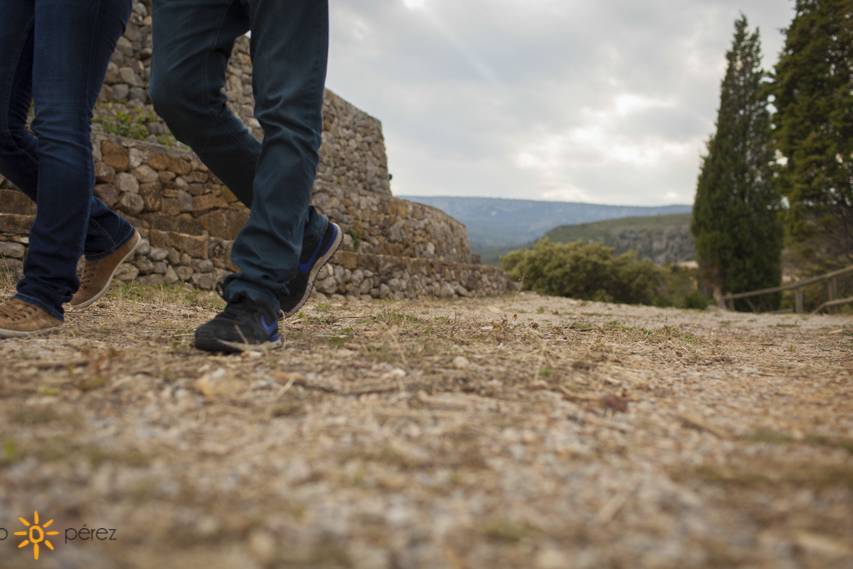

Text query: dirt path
(0, 283), (851, 569)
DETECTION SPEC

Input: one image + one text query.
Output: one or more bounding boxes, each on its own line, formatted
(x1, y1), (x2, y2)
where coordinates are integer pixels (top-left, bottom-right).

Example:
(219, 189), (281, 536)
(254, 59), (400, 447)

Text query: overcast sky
(325, 0), (795, 206)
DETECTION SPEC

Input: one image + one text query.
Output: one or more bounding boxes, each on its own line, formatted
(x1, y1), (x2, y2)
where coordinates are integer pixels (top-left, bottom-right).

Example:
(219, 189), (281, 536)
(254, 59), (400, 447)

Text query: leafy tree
(691, 16), (784, 310)
(773, 0), (853, 272)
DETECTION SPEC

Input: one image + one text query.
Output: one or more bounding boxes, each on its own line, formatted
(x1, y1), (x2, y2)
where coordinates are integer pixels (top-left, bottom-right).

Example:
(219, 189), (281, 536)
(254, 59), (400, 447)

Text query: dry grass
(0, 281), (851, 569)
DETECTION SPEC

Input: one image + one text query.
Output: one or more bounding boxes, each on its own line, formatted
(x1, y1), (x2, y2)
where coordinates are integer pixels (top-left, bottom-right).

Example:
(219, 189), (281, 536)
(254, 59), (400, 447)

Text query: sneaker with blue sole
(281, 221), (343, 317)
(194, 297), (283, 353)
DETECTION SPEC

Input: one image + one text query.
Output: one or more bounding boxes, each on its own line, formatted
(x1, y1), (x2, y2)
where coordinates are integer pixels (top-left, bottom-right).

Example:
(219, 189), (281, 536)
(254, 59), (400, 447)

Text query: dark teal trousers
(0, 0), (135, 319)
(150, 0), (329, 314)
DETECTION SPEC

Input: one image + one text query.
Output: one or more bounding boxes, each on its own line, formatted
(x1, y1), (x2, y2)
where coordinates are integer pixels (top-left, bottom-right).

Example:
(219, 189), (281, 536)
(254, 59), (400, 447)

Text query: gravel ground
(0, 282), (850, 569)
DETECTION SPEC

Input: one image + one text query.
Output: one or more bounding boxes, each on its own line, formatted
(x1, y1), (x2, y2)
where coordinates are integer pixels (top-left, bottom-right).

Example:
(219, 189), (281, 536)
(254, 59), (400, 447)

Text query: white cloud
(327, 0), (794, 205)
(401, 0), (428, 10)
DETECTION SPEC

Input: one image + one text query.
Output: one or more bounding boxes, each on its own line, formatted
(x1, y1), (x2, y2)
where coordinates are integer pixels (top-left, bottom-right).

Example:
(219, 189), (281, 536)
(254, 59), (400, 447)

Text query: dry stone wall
(0, 0), (515, 299)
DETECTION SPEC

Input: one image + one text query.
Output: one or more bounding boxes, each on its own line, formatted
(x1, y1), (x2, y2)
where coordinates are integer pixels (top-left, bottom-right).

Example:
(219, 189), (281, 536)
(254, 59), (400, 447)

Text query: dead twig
(18, 359), (89, 370)
(595, 482), (638, 524)
(677, 413), (728, 439)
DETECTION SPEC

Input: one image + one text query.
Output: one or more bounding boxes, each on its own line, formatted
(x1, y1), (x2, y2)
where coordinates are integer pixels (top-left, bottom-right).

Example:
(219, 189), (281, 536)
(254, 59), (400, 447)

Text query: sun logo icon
(15, 511), (60, 560)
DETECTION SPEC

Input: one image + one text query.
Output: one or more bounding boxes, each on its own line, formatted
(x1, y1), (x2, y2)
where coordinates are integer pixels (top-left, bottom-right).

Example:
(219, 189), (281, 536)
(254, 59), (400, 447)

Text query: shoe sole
(284, 223), (343, 318)
(194, 331), (283, 354)
(0, 323), (63, 339)
(69, 231), (142, 312)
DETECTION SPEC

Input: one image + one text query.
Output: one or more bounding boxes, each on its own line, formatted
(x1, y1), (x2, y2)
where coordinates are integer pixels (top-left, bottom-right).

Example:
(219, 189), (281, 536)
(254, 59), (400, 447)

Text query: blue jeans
(150, 0), (329, 315)
(0, 0), (136, 319)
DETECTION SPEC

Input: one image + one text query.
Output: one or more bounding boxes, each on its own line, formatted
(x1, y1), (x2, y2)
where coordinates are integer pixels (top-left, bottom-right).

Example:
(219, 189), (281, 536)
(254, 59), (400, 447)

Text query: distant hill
(400, 196), (692, 257)
(546, 213), (695, 265)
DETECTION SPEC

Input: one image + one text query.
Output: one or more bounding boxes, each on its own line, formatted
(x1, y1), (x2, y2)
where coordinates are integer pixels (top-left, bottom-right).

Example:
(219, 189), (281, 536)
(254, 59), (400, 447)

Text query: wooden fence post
(827, 277), (838, 314)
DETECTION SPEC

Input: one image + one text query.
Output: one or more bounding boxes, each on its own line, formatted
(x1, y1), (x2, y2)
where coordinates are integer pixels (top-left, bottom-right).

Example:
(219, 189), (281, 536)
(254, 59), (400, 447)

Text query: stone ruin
(0, 0), (513, 300)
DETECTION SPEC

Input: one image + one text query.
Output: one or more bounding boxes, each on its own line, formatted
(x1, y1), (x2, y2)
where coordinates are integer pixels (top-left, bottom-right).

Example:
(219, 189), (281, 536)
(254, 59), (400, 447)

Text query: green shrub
(94, 109), (150, 140)
(93, 104), (177, 147)
(661, 265), (711, 310)
(501, 240), (709, 309)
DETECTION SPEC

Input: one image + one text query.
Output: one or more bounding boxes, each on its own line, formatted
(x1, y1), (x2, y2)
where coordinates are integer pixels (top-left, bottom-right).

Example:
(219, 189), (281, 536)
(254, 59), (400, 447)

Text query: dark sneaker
(0, 298), (63, 338)
(70, 230), (141, 310)
(281, 222), (343, 317)
(194, 297), (283, 353)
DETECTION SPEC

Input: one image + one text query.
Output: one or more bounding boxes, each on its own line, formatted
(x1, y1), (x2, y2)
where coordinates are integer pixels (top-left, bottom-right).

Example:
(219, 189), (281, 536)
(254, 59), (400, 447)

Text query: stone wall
(0, 0), (516, 300)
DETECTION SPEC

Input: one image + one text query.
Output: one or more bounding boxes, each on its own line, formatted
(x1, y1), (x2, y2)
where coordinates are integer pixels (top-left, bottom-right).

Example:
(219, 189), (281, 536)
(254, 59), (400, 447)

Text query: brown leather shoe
(70, 230), (141, 310)
(0, 298), (63, 338)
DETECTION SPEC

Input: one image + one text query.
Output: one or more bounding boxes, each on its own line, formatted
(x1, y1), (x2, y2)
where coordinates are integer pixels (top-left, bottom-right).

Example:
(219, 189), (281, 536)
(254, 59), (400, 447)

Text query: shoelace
(0, 300), (41, 322)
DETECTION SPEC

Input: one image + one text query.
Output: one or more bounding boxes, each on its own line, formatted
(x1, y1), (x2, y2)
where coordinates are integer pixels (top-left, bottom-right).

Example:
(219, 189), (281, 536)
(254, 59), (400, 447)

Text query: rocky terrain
(0, 278), (850, 569)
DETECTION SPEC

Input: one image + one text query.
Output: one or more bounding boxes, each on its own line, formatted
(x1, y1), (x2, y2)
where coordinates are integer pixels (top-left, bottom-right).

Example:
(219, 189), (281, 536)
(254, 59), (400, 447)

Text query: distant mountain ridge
(400, 195), (692, 253)
(546, 213), (695, 265)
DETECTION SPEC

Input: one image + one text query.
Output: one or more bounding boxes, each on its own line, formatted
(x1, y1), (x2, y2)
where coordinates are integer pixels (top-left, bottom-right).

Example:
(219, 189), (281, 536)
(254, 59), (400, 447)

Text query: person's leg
(221, 0), (330, 313)
(149, 0), (257, 207)
(0, 2), (135, 262)
(0, 2), (39, 204)
(149, 0), (331, 334)
(14, 0), (133, 319)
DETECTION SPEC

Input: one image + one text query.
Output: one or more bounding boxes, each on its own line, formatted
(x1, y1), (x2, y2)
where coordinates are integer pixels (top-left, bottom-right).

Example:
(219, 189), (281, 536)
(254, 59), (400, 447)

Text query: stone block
(0, 241), (26, 259)
(116, 172), (140, 194)
(94, 162), (116, 183)
(134, 164), (159, 184)
(335, 250), (359, 271)
(177, 190), (194, 212)
(148, 152), (192, 175)
(101, 140), (129, 170)
(149, 247), (169, 261)
(150, 231), (208, 259)
(119, 192), (145, 215)
(0, 190), (35, 215)
(129, 148), (146, 169)
(138, 274), (165, 286)
(134, 256), (154, 274)
(141, 191), (162, 212)
(192, 194), (229, 213)
(95, 184), (120, 208)
(191, 273), (216, 290)
(164, 265), (179, 284)
(0, 213), (35, 234)
(114, 263), (139, 282)
(145, 213), (205, 236)
(197, 210), (248, 239)
(161, 198), (183, 216)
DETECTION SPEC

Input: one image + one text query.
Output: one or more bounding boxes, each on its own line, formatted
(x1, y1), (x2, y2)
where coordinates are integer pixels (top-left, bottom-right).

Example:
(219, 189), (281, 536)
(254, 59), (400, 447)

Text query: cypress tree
(773, 0), (853, 272)
(692, 16), (784, 310)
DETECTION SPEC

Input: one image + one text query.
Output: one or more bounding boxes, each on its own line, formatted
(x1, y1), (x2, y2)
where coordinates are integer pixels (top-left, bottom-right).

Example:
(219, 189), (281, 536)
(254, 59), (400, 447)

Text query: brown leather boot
(0, 298), (63, 338)
(69, 230), (141, 310)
